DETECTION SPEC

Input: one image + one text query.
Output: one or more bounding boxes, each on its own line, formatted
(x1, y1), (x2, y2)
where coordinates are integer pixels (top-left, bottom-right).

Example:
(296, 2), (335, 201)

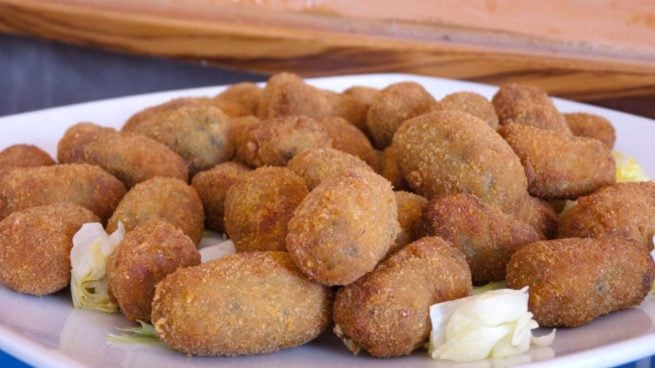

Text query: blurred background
(1, 0), (655, 117)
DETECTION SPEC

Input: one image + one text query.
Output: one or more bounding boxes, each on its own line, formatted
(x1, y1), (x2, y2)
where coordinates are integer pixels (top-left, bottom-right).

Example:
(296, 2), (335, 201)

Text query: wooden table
(1, 0), (654, 117)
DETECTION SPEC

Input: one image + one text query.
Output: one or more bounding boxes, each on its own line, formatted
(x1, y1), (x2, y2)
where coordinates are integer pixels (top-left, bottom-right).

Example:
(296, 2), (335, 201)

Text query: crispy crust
(211, 82), (262, 117)
(107, 177), (204, 244)
(107, 221), (200, 322)
(506, 237), (655, 327)
(422, 194), (541, 284)
(151, 251), (332, 356)
(122, 97), (211, 132)
(332, 236), (471, 357)
(499, 123), (616, 199)
(286, 172), (399, 286)
(392, 191), (428, 253)
(318, 117), (378, 169)
(558, 182), (655, 250)
(439, 91), (499, 129)
(287, 148), (373, 190)
(224, 167), (308, 252)
(565, 112), (616, 149)
(0, 144), (55, 178)
(0, 204), (98, 295)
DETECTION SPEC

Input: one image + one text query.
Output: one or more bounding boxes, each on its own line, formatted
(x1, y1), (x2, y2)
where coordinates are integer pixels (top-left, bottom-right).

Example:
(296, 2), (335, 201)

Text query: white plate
(0, 74), (654, 368)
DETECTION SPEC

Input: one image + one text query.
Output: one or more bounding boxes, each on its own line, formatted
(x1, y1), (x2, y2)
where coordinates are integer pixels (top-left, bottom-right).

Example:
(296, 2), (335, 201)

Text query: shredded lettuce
(107, 320), (162, 346)
(70, 222), (125, 313)
(428, 287), (555, 363)
(199, 239), (236, 263)
(613, 151), (649, 183)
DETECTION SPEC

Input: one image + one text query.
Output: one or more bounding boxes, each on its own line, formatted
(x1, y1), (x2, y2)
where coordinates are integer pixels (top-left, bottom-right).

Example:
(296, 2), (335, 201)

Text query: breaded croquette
(439, 91), (499, 129)
(392, 110), (528, 214)
(191, 162), (251, 233)
(379, 146), (410, 191)
(122, 97), (211, 132)
(107, 221), (200, 322)
(506, 237), (655, 327)
(0, 163), (126, 221)
(224, 167), (308, 252)
(58, 122), (188, 187)
(492, 83), (571, 134)
(392, 191), (428, 253)
(211, 82), (262, 117)
(366, 82), (437, 149)
(241, 115), (332, 167)
(565, 112), (616, 149)
(317, 117), (378, 169)
(499, 123), (615, 199)
(287, 148), (373, 190)
(0, 204), (98, 295)
(107, 177), (204, 244)
(151, 251), (332, 356)
(333, 236), (471, 357)
(286, 171), (399, 286)
(558, 181), (655, 250)
(422, 194), (541, 284)
(123, 105), (234, 176)
(0, 144), (55, 177)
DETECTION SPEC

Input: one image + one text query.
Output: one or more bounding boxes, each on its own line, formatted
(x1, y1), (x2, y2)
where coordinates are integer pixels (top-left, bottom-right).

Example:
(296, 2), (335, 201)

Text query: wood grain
(1, 0), (654, 117)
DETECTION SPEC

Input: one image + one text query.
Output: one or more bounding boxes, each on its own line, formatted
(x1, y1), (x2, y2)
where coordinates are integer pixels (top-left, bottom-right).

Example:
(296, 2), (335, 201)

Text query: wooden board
(1, 0), (654, 117)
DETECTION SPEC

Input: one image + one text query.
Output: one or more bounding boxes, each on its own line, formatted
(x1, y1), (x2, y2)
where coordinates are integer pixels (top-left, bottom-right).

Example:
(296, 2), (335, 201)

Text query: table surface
(0, 32), (654, 368)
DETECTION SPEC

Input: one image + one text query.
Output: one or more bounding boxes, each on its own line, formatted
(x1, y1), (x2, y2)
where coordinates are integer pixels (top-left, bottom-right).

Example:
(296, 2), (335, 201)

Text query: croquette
(241, 115), (332, 167)
(231, 115), (262, 166)
(107, 221), (200, 322)
(286, 171), (399, 286)
(151, 251), (332, 356)
(0, 144), (55, 177)
(379, 146), (410, 191)
(0, 163), (126, 221)
(211, 82), (262, 117)
(439, 91), (499, 129)
(58, 123), (188, 187)
(514, 195), (559, 239)
(224, 167), (308, 252)
(123, 105), (234, 176)
(499, 123), (616, 199)
(422, 194), (541, 284)
(122, 97), (211, 132)
(565, 112), (616, 149)
(333, 236), (472, 357)
(191, 162), (251, 233)
(392, 110), (528, 214)
(366, 82), (437, 149)
(392, 191), (428, 253)
(287, 148), (373, 190)
(342, 86), (379, 136)
(317, 117), (379, 169)
(107, 177), (204, 244)
(506, 237), (655, 327)
(492, 83), (571, 134)
(558, 181), (655, 249)
(0, 204), (98, 295)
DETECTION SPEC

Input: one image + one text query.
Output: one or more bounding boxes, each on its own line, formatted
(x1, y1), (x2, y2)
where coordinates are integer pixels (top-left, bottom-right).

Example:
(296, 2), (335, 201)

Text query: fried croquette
(0, 144), (55, 177)
(499, 123), (616, 199)
(0, 164), (126, 221)
(565, 112), (616, 149)
(286, 172), (399, 286)
(392, 110), (528, 214)
(151, 251), (332, 356)
(422, 194), (541, 285)
(257, 72), (365, 126)
(506, 237), (655, 327)
(558, 181), (655, 249)
(107, 177), (204, 244)
(224, 167), (308, 252)
(287, 148), (373, 190)
(191, 162), (251, 233)
(333, 236), (472, 357)
(318, 117), (379, 169)
(379, 146), (410, 191)
(231, 115), (262, 166)
(392, 191), (428, 253)
(58, 123), (188, 187)
(343, 86), (379, 135)
(0, 204), (98, 295)
(366, 82), (437, 149)
(439, 91), (499, 129)
(123, 105), (234, 175)
(514, 195), (559, 239)
(241, 115), (332, 167)
(211, 82), (262, 117)
(122, 97), (211, 132)
(107, 221), (200, 322)
(492, 83), (571, 134)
